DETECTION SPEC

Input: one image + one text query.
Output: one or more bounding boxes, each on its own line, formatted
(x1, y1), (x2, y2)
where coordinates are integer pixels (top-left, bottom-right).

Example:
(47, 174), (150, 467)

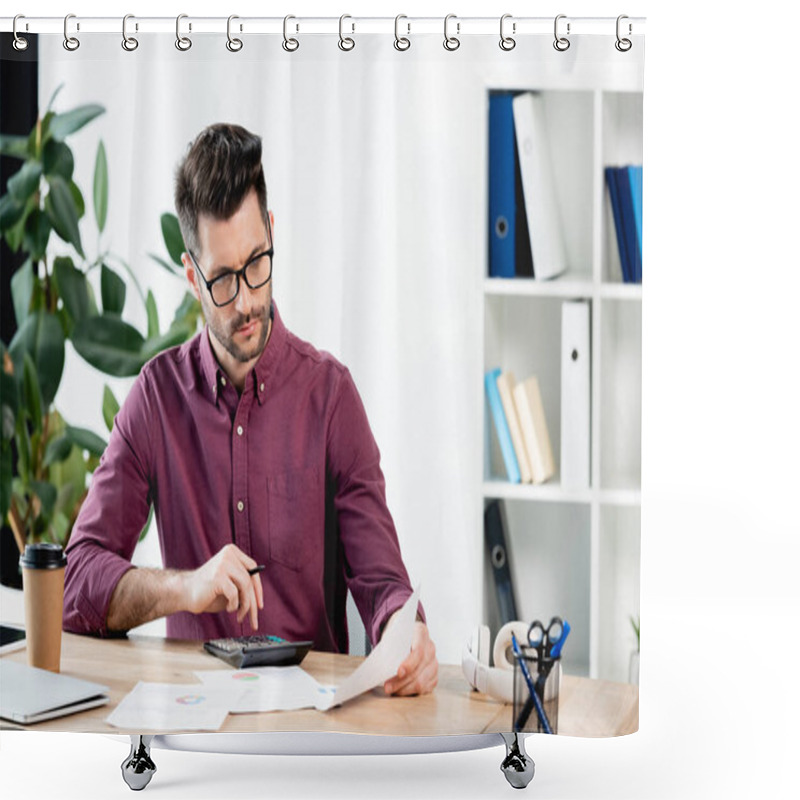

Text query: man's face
(187, 189), (273, 366)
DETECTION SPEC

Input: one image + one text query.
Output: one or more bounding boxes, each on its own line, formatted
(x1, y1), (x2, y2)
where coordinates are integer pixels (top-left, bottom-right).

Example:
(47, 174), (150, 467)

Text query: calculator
(203, 635), (313, 669)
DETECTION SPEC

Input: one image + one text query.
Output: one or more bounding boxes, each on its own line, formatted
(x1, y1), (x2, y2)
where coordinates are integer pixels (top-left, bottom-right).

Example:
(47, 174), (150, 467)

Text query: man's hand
(182, 544), (264, 630)
(383, 619), (438, 696)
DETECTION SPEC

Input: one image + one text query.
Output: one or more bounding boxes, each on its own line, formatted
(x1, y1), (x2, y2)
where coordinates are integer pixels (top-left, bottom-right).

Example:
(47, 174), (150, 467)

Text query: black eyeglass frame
(189, 215), (274, 308)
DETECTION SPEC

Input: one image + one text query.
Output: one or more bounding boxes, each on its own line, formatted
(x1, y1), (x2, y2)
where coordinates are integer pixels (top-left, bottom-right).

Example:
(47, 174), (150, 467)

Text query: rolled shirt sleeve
(326, 367), (425, 646)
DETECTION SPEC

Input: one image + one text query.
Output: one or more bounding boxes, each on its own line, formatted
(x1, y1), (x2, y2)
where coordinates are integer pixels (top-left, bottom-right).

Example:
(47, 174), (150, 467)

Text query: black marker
(248, 564), (266, 576)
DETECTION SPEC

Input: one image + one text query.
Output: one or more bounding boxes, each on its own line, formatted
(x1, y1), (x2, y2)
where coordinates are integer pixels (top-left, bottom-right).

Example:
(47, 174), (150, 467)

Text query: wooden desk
(0, 632), (637, 738)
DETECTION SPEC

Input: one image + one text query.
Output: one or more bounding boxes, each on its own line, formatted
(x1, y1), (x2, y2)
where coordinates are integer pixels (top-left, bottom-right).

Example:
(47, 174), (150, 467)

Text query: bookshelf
(480, 86), (642, 683)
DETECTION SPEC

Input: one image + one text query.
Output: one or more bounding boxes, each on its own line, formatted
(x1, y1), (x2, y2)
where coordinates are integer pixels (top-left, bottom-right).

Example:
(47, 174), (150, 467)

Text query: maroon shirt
(63, 302), (419, 650)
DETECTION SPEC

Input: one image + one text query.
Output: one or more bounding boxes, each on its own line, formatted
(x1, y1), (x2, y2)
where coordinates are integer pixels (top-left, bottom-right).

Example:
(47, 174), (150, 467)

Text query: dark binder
(484, 499), (519, 624)
(489, 93), (516, 278)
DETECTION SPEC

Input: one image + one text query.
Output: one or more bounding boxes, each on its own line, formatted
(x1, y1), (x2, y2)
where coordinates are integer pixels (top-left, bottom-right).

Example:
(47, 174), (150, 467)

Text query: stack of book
(485, 368), (555, 485)
(489, 91), (567, 281)
(605, 165), (643, 284)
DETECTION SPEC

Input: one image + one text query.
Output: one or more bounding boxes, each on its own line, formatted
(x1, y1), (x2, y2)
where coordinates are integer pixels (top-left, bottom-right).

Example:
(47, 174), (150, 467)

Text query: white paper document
(195, 586), (420, 713)
(106, 681), (243, 731)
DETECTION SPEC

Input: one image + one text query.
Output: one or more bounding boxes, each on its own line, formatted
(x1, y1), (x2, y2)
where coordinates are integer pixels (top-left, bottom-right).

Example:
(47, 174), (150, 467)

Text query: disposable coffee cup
(20, 543), (67, 672)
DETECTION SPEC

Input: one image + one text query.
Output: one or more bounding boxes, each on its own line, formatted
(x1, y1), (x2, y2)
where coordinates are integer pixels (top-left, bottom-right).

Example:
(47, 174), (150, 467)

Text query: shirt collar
(199, 301), (283, 406)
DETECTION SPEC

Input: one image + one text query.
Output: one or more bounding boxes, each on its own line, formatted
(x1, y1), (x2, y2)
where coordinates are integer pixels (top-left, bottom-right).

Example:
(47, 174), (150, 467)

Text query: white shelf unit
(480, 88), (642, 683)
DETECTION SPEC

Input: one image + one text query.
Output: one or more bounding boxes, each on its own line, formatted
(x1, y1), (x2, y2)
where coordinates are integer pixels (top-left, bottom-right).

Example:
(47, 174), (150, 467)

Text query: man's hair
(174, 123), (268, 257)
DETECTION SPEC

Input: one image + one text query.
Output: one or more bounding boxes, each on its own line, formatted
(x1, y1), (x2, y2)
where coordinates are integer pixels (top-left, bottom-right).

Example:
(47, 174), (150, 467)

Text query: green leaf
(160, 213), (185, 267)
(8, 160), (43, 204)
(139, 504), (155, 542)
(69, 181), (85, 220)
(44, 175), (83, 256)
(47, 104), (105, 142)
(0, 192), (26, 233)
(44, 434), (73, 467)
(10, 259), (35, 328)
(8, 311), (66, 408)
(15, 414), (32, 484)
(148, 252), (183, 277)
(0, 440), (12, 522)
(100, 264), (126, 315)
(171, 292), (203, 329)
(22, 353), (43, 435)
(23, 209), (52, 261)
(145, 290), (160, 338)
(93, 140), (108, 233)
(141, 324), (192, 362)
(43, 139), (75, 181)
(102, 385), (120, 432)
(66, 425), (107, 457)
(49, 444), (86, 516)
(53, 256), (91, 327)
(50, 511), (71, 546)
(45, 84), (65, 114)
(30, 480), (58, 517)
(71, 315), (146, 377)
(0, 134), (29, 159)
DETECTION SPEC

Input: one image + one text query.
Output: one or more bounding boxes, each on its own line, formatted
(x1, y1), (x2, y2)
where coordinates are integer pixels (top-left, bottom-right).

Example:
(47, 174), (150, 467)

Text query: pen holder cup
(512, 647), (561, 734)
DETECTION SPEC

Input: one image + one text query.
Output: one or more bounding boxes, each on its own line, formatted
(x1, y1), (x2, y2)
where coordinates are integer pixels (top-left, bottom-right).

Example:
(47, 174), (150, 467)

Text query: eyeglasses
(189, 216), (274, 308)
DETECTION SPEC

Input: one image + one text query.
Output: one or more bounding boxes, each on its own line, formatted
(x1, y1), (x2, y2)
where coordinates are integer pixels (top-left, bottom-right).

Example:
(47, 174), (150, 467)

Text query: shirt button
(237, 425), (244, 436)
(237, 501), (244, 512)
(221, 376), (227, 387)
(259, 383), (265, 393)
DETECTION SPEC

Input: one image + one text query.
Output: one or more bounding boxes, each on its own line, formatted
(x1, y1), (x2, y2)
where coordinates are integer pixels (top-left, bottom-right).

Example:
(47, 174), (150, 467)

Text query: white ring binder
(175, 13), (192, 51)
(63, 13), (79, 51)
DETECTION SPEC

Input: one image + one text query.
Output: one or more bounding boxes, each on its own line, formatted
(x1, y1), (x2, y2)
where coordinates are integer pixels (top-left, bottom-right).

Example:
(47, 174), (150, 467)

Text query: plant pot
(0, 526), (23, 589)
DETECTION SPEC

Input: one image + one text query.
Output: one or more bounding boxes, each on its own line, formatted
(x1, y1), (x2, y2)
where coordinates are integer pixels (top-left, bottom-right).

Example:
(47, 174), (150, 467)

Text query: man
(63, 123), (437, 697)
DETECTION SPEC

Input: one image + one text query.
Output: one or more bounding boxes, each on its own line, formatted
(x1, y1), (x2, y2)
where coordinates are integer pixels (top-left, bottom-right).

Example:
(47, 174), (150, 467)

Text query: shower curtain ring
(226, 15), (243, 52)
(443, 14), (460, 51)
(122, 14), (139, 51)
(394, 14), (411, 51)
(176, 14), (192, 51)
(615, 15), (632, 52)
(553, 14), (570, 51)
(63, 14), (80, 51)
(13, 15), (29, 51)
(338, 14), (355, 51)
(283, 15), (299, 51)
(499, 14), (516, 51)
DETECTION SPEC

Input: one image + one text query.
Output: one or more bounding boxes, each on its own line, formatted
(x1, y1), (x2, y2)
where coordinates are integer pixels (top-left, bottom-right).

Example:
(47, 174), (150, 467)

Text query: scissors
(527, 616), (567, 663)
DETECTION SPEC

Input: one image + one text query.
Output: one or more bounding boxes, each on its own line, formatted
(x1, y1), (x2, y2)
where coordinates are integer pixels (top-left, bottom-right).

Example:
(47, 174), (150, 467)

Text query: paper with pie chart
(105, 681), (244, 731)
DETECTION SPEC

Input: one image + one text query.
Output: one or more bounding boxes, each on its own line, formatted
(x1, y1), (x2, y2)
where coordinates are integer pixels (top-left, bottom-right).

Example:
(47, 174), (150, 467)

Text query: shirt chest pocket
(266, 466), (322, 571)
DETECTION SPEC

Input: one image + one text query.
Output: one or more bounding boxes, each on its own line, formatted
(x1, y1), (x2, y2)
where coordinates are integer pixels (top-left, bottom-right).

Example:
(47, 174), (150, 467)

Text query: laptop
(0, 659), (110, 724)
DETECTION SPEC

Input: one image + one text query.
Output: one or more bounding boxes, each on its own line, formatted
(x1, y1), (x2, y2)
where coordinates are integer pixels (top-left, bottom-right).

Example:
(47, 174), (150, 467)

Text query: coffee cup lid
(20, 542), (67, 569)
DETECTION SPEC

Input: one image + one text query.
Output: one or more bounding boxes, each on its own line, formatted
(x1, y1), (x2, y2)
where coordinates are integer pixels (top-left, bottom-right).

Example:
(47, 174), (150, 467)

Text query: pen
(511, 633), (552, 734)
(248, 565), (266, 576)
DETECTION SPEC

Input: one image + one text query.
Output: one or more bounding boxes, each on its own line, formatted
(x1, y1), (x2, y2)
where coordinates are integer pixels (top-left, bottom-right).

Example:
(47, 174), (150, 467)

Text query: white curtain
(40, 32), (638, 663)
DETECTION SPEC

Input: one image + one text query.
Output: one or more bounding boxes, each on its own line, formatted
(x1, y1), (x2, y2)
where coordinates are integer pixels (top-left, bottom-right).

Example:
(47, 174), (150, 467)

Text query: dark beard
(213, 305), (270, 363)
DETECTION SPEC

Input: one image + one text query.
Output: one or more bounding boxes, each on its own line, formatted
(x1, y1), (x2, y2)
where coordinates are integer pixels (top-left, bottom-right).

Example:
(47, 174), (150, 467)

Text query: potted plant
(0, 90), (201, 585)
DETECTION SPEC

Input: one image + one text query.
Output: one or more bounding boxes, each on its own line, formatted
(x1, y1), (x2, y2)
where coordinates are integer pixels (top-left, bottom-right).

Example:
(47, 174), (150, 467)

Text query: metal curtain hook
(338, 14), (355, 51)
(553, 14), (570, 51)
(122, 14), (139, 51)
(394, 14), (411, 51)
(63, 13), (80, 51)
(283, 15), (299, 51)
(226, 15), (243, 52)
(615, 14), (632, 52)
(499, 14), (516, 51)
(13, 14), (29, 51)
(176, 14), (192, 51)
(443, 13), (460, 51)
